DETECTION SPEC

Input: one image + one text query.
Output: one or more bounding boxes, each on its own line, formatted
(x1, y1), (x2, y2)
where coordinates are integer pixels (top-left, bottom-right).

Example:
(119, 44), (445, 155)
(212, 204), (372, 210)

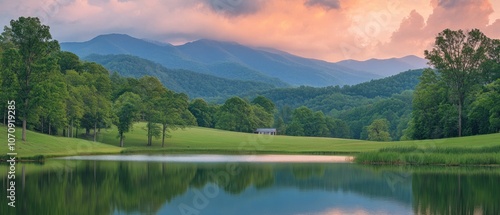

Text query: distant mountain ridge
(62, 34), (423, 87)
(85, 54), (278, 101)
(336, 55), (428, 76)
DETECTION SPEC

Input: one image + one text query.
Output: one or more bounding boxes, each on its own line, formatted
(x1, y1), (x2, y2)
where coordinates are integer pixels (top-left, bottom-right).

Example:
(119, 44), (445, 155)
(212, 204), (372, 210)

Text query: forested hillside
(1, 17), (498, 144)
(247, 69), (423, 111)
(62, 34), (382, 87)
(85, 54), (279, 101)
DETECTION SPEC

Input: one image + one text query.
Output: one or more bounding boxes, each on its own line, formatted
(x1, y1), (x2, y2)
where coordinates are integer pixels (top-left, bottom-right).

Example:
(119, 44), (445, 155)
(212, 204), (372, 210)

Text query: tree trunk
(48, 121), (51, 135)
(41, 117), (44, 134)
(162, 124), (166, 147)
(71, 119), (74, 138)
(458, 100), (462, 137)
(22, 100), (28, 141)
(147, 122), (153, 146)
(119, 132), (124, 147)
(93, 121), (97, 142)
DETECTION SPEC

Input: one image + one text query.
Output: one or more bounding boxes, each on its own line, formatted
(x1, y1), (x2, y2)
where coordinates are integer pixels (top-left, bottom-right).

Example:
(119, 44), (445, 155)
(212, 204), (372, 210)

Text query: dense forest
(85, 54), (282, 101)
(0, 17), (499, 145)
(0, 17), (280, 147)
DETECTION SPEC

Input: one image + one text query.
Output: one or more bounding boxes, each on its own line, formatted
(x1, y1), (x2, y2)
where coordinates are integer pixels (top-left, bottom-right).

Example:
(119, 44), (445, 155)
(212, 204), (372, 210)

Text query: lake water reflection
(1, 154), (499, 215)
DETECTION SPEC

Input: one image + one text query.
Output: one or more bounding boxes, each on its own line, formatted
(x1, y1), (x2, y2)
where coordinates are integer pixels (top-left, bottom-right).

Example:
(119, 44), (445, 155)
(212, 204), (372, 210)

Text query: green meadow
(1, 122), (500, 165)
(0, 125), (122, 160)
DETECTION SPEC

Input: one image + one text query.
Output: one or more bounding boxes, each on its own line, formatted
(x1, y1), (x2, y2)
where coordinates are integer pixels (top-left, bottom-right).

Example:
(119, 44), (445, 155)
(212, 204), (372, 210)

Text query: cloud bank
(0, 0), (498, 61)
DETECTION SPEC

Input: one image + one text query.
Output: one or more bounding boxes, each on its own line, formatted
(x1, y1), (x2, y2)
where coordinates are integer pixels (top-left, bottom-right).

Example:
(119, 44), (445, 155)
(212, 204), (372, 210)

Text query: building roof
(255, 128), (277, 132)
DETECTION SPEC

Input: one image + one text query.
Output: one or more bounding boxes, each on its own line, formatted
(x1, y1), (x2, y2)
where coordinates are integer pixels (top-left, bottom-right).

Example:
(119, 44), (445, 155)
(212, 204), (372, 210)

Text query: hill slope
(62, 34), (382, 87)
(85, 54), (278, 101)
(247, 69), (424, 110)
(336, 55), (428, 76)
(0, 125), (122, 159)
(3, 124), (499, 159)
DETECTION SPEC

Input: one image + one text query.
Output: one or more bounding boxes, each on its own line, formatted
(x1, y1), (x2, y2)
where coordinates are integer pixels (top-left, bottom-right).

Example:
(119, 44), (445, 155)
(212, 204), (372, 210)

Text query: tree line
(1, 17), (498, 144)
(408, 29), (500, 139)
(0, 17), (285, 147)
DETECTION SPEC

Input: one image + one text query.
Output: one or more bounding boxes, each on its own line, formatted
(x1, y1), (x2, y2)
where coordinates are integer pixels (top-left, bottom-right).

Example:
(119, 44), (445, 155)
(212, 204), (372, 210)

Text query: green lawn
(96, 122), (500, 154)
(0, 125), (122, 160)
(1, 122), (500, 160)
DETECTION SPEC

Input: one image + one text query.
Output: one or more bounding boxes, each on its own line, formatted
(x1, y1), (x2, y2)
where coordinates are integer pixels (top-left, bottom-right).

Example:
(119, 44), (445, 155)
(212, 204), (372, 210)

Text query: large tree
(3, 17), (60, 141)
(80, 62), (112, 141)
(424, 29), (492, 136)
(156, 92), (190, 147)
(251, 96), (275, 114)
(113, 92), (141, 147)
(189, 98), (215, 128)
(135, 76), (167, 146)
(215, 97), (254, 132)
(0, 48), (20, 125)
(367, 118), (391, 141)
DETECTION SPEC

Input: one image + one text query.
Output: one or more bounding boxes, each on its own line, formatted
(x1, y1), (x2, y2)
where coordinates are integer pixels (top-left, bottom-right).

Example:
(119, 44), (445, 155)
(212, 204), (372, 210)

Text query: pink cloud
(0, 0), (498, 61)
(378, 0), (499, 59)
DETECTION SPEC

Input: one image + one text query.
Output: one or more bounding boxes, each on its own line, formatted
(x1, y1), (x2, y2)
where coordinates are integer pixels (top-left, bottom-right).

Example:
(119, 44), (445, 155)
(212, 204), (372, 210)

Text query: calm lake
(2, 154), (499, 215)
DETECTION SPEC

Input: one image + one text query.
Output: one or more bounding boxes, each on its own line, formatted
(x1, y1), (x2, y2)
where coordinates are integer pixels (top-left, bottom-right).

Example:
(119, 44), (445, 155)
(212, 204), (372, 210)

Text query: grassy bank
(0, 125), (122, 161)
(94, 122), (400, 154)
(356, 146), (500, 166)
(1, 122), (500, 166)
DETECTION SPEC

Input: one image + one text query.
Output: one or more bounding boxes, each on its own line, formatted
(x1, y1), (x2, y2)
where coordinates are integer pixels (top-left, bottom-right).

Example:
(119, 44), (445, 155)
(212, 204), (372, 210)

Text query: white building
(254, 128), (277, 135)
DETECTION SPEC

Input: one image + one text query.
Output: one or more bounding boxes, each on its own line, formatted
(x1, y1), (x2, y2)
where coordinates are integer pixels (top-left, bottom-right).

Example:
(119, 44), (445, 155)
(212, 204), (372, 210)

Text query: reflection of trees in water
(291, 164), (325, 180)
(2, 161), (498, 215)
(412, 173), (500, 215)
(188, 163), (274, 194)
(276, 164), (413, 205)
(0, 162), (412, 214)
(0, 161), (198, 215)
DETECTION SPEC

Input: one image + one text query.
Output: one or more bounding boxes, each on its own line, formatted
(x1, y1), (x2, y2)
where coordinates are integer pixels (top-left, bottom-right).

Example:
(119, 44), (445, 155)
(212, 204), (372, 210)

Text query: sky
(0, 0), (499, 62)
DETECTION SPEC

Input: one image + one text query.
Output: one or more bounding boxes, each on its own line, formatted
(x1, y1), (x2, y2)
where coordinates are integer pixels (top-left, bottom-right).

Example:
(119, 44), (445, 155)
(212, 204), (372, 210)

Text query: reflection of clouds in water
(57, 154), (353, 163)
(306, 208), (394, 215)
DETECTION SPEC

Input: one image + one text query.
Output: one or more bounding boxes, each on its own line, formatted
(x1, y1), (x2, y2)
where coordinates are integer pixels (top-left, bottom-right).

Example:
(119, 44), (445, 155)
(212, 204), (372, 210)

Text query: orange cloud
(379, 0), (499, 59)
(0, 0), (498, 61)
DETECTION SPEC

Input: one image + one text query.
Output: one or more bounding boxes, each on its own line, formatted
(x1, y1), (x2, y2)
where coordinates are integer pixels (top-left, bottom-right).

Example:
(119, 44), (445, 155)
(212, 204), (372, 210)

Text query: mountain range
(85, 54), (278, 101)
(61, 34), (428, 87)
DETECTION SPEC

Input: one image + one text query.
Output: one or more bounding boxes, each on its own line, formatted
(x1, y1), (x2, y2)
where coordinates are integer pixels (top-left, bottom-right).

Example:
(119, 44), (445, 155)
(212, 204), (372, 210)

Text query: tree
(215, 97), (253, 132)
(251, 96), (275, 114)
(286, 121), (304, 136)
(79, 62), (112, 141)
(326, 117), (351, 138)
(411, 69), (455, 139)
(156, 92), (190, 147)
(482, 39), (500, 83)
(0, 48), (20, 125)
(189, 98), (214, 127)
(135, 76), (167, 146)
(469, 79), (500, 133)
(31, 61), (68, 135)
(57, 51), (81, 73)
(367, 118), (391, 141)
(311, 111), (329, 137)
(291, 106), (314, 136)
(64, 70), (85, 137)
(251, 105), (274, 129)
(424, 29), (492, 136)
(3, 17), (60, 141)
(113, 92), (141, 147)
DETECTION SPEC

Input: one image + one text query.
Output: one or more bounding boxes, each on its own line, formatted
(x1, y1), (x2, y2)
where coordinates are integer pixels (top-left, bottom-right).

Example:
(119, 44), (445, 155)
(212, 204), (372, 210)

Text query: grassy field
(1, 122), (500, 165)
(0, 125), (122, 160)
(356, 146), (500, 165)
(93, 122), (500, 153)
(94, 122), (403, 154)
